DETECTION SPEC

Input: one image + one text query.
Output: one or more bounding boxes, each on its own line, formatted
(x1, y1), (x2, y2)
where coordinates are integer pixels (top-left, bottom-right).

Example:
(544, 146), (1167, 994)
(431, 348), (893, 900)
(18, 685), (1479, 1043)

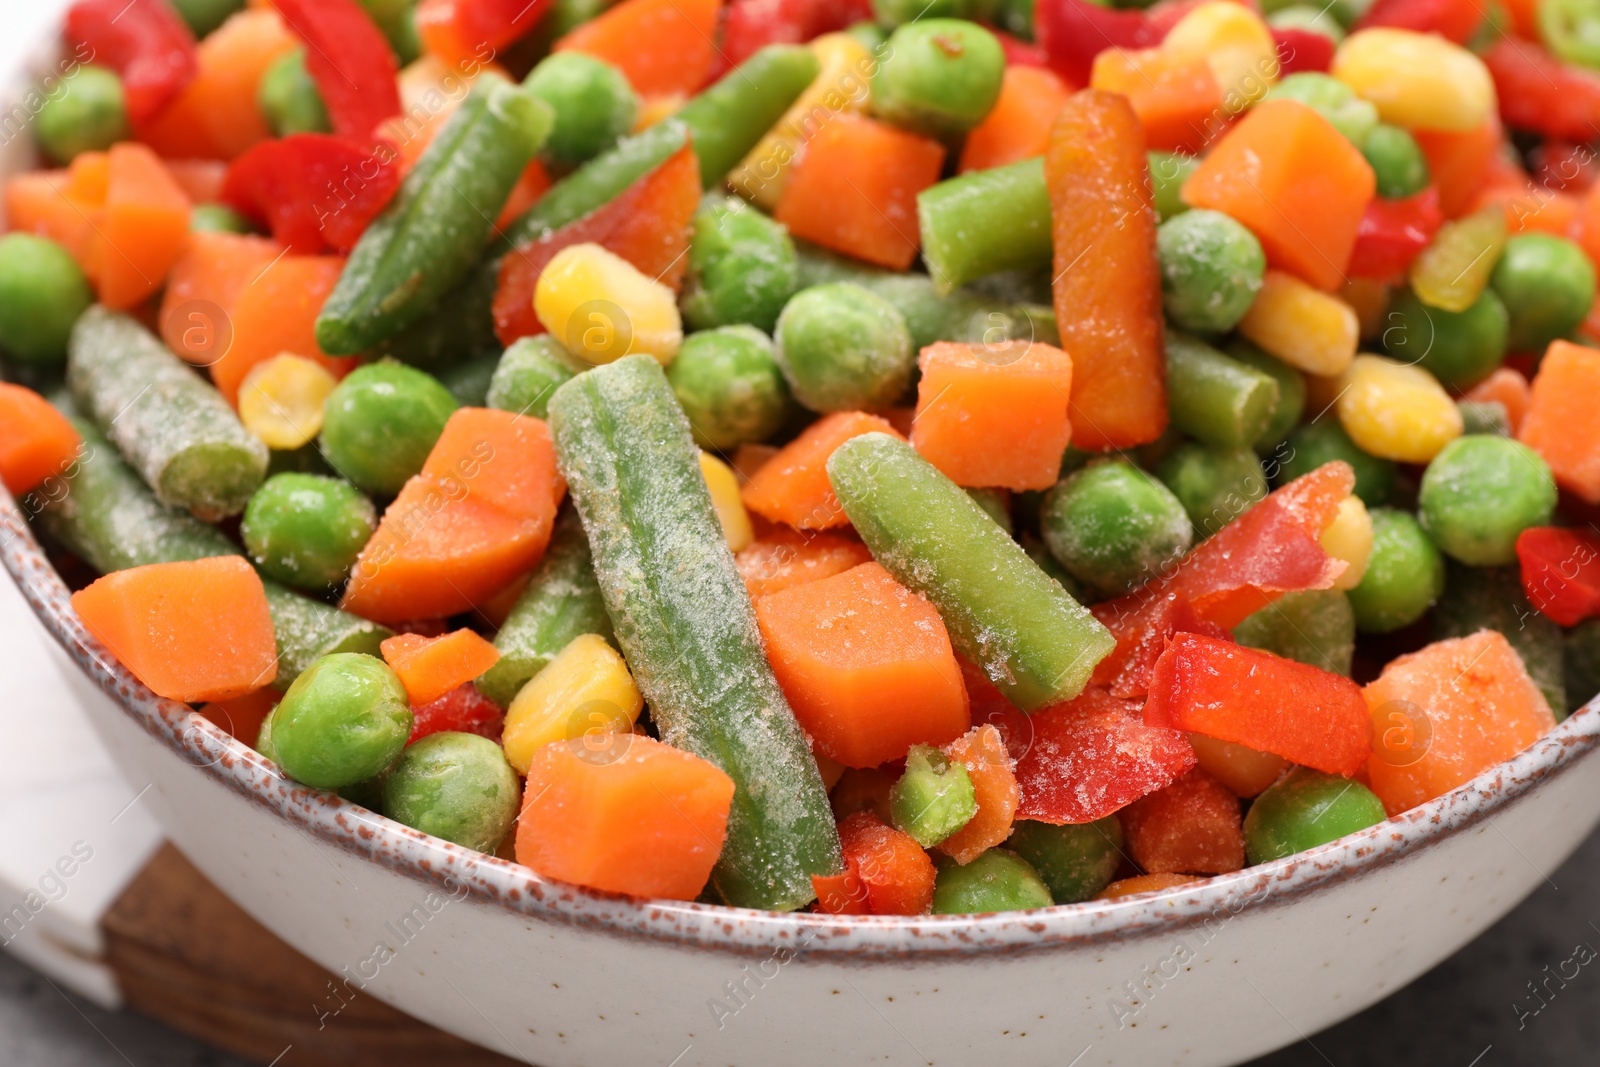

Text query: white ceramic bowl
(6, 19), (1600, 1066)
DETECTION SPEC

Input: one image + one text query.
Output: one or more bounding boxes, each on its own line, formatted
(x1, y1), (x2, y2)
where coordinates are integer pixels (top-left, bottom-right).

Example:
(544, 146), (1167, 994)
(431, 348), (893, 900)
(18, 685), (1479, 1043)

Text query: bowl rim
(6, 487), (1599, 961)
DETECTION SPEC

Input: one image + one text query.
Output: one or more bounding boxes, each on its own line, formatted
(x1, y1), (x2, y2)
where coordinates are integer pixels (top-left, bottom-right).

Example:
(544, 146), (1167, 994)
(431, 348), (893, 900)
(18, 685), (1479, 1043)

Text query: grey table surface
(5, 828), (1600, 1067)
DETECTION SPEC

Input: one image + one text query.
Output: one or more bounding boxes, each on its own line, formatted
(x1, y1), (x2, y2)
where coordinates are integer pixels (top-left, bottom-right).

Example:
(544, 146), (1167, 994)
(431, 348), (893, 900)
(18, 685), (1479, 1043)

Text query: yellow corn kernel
(1336, 354), (1463, 463)
(1321, 494), (1373, 591)
(1163, 1), (1279, 110)
(699, 451), (754, 552)
(1331, 29), (1494, 133)
(534, 243), (683, 366)
(1339, 278), (1391, 343)
(237, 354), (338, 449)
(502, 633), (644, 774)
(1409, 207), (1506, 313)
(728, 33), (873, 210)
(1238, 270), (1360, 377)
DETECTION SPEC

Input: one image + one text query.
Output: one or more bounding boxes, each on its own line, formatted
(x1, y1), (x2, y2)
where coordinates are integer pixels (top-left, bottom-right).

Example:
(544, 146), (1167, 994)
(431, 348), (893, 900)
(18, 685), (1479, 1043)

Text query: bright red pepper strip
(720, 0), (873, 69)
(274, 0), (402, 141)
(64, 0), (197, 125)
(1144, 633), (1372, 776)
(1090, 592), (1231, 700)
(416, 0), (556, 65)
(995, 31), (1051, 69)
(1356, 0), (1481, 45)
(222, 134), (401, 255)
(1483, 38), (1600, 144)
(1035, 0), (1163, 87)
(1273, 26), (1334, 76)
(408, 683), (506, 745)
(1348, 186), (1443, 282)
(1517, 526), (1600, 627)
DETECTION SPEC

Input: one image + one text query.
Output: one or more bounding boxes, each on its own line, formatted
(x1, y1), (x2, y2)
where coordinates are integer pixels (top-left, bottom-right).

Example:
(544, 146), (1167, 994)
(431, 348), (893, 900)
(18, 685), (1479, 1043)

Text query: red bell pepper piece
(719, 0), (873, 70)
(1483, 38), (1600, 144)
(1035, 0), (1162, 87)
(1356, 0), (1481, 44)
(812, 811), (935, 916)
(995, 31), (1050, 70)
(408, 683), (506, 745)
(1273, 26), (1334, 75)
(1089, 591), (1231, 699)
(64, 0), (197, 125)
(222, 134), (401, 255)
(984, 686), (1198, 824)
(1144, 633), (1371, 776)
(416, 0), (556, 67)
(1517, 526), (1600, 627)
(492, 142), (701, 345)
(1348, 186), (1443, 282)
(274, 0), (402, 141)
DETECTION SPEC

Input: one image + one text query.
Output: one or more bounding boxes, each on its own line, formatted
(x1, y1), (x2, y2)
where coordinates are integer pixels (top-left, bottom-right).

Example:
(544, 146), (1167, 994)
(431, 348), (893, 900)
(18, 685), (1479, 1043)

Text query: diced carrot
(495, 160), (553, 233)
(212, 253), (360, 405)
(98, 143), (192, 311)
(1119, 767), (1245, 875)
(516, 733), (735, 900)
(730, 443), (779, 483)
(909, 340), (1074, 491)
(1414, 115), (1500, 219)
(1048, 89), (1168, 450)
(959, 65), (1071, 172)
(159, 230), (282, 363)
(1096, 872), (1203, 899)
(1464, 366), (1531, 434)
(66, 150), (111, 203)
(380, 628), (502, 707)
(1520, 340), (1600, 503)
(1364, 631), (1557, 815)
(5, 162), (105, 280)
(812, 811), (936, 916)
(1089, 46), (1224, 154)
(165, 159), (228, 204)
(755, 562), (970, 767)
(343, 409), (564, 623)
(1476, 180), (1581, 237)
(136, 9), (299, 160)
(0, 384), (83, 496)
(740, 411), (903, 530)
(555, 0), (722, 97)
(1183, 99), (1375, 290)
(774, 114), (945, 271)
(1187, 733), (1287, 798)
(198, 688), (279, 743)
(71, 556), (278, 703)
(734, 525), (873, 599)
(936, 724), (1019, 865)
(492, 144), (700, 345)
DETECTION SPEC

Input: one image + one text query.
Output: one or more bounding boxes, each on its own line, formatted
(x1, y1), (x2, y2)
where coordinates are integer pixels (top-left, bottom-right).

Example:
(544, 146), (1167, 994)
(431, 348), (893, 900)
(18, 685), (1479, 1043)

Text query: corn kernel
(1339, 278), (1391, 343)
(1332, 29), (1494, 133)
(237, 354), (338, 449)
(729, 33), (873, 210)
(1238, 270), (1360, 376)
(1163, 1), (1279, 110)
(502, 633), (644, 774)
(1336, 354), (1463, 463)
(1321, 494), (1374, 590)
(1409, 207), (1506, 313)
(534, 243), (683, 366)
(699, 451), (754, 552)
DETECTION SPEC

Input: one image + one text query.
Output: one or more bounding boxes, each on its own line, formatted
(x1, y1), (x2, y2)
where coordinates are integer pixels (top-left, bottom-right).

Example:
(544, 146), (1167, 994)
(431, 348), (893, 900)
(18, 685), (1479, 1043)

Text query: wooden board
(103, 845), (523, 1067)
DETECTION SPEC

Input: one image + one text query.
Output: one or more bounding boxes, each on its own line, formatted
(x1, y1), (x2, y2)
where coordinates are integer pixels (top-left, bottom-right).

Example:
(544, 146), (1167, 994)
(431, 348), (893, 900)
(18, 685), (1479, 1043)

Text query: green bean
(359, 0), (422, 65)
(890, 745), (977, 848)
(967, 487), (1013, 534)
(1165, 332), (1280, 450)
(436, 352), (501, 407)
(918, 158), (1052, 295)
(260, 582), (392, 693)
(1225, 338), (1306, 451)
(1458, 399), (1511, 437)
(676, 45), (821, 190)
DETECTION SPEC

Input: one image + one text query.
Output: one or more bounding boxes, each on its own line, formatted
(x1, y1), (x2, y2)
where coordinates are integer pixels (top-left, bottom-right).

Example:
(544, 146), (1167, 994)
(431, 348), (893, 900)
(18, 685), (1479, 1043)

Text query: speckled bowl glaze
(7, 39), (1600, 1067)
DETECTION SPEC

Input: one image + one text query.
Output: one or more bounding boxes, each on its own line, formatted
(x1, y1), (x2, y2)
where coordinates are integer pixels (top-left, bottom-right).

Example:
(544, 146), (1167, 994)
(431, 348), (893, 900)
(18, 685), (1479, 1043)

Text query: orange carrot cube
(1519, 340), (1600, 502)
(936, 724), (1019, 864)
(959, 65), (1071, 172)
(734, 526), (873, 599)
(0, 383), (82, 496)
(740, 411), (903, 530)
(381, 628), (502, 707)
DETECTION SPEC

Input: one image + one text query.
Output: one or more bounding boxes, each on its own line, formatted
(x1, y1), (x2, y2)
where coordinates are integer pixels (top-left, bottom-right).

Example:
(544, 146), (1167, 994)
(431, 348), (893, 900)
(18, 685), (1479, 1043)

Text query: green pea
(1041, 460), (1193, 599)
(255, 712), (279, 762)
(1362, 124), (1430, 199)
(931, 849), (1053, 914)
(1233, 589), (1355, 675)
(1006, 817), (1124, 904)
(1225, 339), (1307, 451)
(169, 0), (246, 37)
(1263, 73), (1378, 147)
(995, 0), (1037, 38)
(1382, 287), (1508, 390)
(1021, 534), (1087, 602)
(1244, 767), (1386, 863)
(870, 20), (1006, 139)
(320, 363), (459, 497)
(774, 283), (913, 412)
(666, 325), (792, 450)
(524, 53), (638, 166)
(890, 745), (977, 848)
(681, 196), (800, 333)
(1267, 4), (1346, 40)
(1418, 435), (1556, 566)
(242, 473), (377, 591)
(190, 203), (257, 234)
(1490, 234), (1598, 352)
(1155, 443), (1268, 538)
(1457, 399), (1511, 437)
(1276, 420), (1397, 507)
(487, 335), (583, 420)
(0, 234), (93, 367)
(270, 653), (412, 790)
(1348, 508), (1445, 633)
(1157, 210), (1266, 334)
(259, 49), (331, 137)
(35, 66), (129, 164)
(382, 732), (521, 853)
(1566, 620), (1600, 718)
(1149, 151), (1198, 223)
